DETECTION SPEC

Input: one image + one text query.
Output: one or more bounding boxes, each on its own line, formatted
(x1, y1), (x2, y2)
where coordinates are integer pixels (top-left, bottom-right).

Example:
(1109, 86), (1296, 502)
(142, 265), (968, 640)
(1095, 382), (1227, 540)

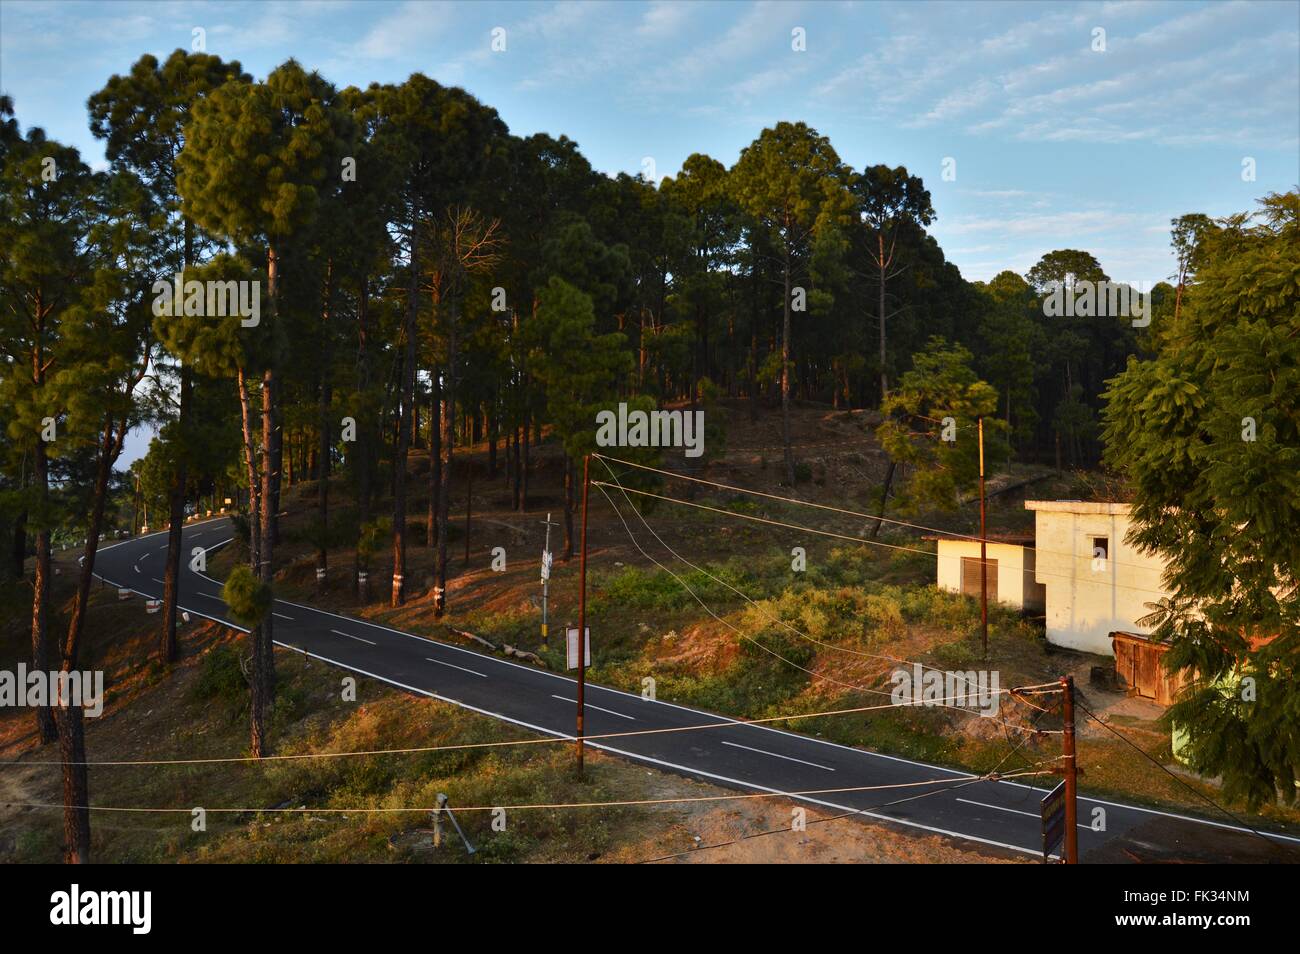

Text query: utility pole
(978, 416), (988, 658)
(1060, 674), (1079, 864)
(575, 455), (591, 777)
(540, 512), (558, 648)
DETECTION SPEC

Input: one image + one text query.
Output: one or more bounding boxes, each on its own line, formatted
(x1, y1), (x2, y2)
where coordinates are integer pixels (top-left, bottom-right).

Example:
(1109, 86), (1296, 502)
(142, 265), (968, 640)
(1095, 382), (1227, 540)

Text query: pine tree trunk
(316, 262), (333, 592)
(159, 365), (191, 664)
(463, 462), (473, 565)
(391, 241), (418, 607)
(562, 454), (574, 561)
(160, 219), (196, 663)
(31, 438), (57, 744)
(520, 408), (529, 512)
(354, 278), (371, 600)
(435, 307), (455, 617)
(878, 232), (889, 403)
(870, 460), (896, 539)
(781, 248), (796, 485)
(58, 417), (122, 863)
(428, 373), (441, 549)
(56, 703), (89, 862)
(487, 400), (498, 477)
(9, 505), (26, 584)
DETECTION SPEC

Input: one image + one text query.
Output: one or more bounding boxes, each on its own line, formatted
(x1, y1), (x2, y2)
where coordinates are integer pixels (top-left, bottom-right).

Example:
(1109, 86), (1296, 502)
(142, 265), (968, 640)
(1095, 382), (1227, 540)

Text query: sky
(1, 0), (1297, 461)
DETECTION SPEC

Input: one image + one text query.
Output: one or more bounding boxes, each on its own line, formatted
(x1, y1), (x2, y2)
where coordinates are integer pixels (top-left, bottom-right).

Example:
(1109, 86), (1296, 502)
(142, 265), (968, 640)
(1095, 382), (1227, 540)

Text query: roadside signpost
(1041, 779), (1067, 862)
(565, 627), (591, 670)
(540, 513), (558, 648)
(1043, 675), (1079, 863)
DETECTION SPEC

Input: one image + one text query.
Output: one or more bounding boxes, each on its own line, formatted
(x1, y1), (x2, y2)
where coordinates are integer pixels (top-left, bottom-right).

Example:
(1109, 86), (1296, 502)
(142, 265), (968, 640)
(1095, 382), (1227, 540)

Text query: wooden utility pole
(575, 455), (590, 776)
(1060, 674), (1079, 864)
(978, 416), (988, 658)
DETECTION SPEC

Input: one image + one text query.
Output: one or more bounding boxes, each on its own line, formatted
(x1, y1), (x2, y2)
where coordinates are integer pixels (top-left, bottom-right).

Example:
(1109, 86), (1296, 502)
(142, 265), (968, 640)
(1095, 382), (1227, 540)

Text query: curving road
(92, 517), (1300, 861)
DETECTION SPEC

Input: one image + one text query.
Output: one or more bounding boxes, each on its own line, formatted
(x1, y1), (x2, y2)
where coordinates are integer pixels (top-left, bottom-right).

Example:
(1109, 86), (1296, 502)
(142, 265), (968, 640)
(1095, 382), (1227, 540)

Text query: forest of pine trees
(8, 51), (1286, 859)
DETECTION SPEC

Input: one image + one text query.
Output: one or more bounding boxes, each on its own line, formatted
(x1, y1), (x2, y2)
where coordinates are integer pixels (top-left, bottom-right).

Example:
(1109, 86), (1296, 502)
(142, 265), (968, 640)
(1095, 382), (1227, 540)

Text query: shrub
(193, 644), (247, 705)
(222, 564), (273, 627)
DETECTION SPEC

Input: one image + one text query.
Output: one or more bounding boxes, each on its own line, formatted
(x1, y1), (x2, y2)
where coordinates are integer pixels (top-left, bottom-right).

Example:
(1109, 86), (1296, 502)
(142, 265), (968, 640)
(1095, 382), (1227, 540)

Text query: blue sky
(2, 0), (1296, 287)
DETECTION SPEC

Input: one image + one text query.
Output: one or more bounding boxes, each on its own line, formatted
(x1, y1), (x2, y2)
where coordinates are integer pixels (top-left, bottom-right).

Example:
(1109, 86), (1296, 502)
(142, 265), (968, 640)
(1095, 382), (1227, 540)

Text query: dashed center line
(331, 629), (376, 646)
(719, 740), (835, 772)
(956, 798), (1091, 830)
(425, 657), (488, 678)
(272, 612), (294, 621)
(551, 695), (635, 720)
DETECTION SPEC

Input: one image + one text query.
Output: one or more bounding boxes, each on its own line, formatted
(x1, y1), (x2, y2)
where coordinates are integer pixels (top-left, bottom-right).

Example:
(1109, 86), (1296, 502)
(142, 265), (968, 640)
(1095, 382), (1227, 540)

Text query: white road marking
(133, 565), (140, 574)
(273, 613), (294, 621)
(331, 629), (375, 646)
(426, 657), (488, 678)
(197, 592), (224, 601)
(720, 740), (835, 772)
(551, 694), (635, 720)
(151, 578), (163, 584)
(956, 798), (1090, 830)
(87, 521), (1300, 852)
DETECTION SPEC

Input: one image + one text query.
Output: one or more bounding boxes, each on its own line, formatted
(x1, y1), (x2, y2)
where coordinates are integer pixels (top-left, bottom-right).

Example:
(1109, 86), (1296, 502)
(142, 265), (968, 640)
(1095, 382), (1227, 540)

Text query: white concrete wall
(1027, 502), (1171, 655)
(935, 541), (1045, 612)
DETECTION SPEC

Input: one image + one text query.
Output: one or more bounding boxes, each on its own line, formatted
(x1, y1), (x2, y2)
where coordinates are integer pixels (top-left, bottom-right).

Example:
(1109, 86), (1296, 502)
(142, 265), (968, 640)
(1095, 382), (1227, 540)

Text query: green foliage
(876, 337), (1006, 513)
(1103, 191), (1300, 808)
(222, 564), (273, 628)
(193, 644), (248, 706)
(529, 276), (634, 460)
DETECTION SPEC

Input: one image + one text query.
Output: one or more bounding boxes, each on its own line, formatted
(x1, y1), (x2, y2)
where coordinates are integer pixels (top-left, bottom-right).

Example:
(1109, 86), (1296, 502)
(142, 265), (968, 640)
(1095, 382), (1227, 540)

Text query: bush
(222, 564), (273, 627)
(194, 644), (247, 705)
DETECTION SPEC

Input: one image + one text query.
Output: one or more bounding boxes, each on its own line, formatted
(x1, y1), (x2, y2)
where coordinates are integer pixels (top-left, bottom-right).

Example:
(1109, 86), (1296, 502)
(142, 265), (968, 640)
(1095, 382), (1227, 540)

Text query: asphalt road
(91, 517), (1300, 861)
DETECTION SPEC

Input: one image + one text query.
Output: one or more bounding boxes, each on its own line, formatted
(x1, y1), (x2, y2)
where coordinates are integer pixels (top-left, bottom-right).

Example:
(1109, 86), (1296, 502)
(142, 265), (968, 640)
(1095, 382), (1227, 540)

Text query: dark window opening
(1092, 536), (1109, 560)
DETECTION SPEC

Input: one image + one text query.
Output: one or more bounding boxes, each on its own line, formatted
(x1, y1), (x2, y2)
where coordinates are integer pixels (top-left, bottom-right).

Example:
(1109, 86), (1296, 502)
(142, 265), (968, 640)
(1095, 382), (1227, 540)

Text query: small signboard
(1041, 779), (1067, 862)
(541, 550), (553, 582)
(566, 627), (591, 670)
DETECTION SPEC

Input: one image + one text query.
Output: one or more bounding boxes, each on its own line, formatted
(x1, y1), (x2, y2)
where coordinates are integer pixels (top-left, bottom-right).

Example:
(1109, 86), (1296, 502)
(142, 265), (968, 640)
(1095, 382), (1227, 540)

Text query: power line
(1074, 696), (1289, 850)
(639, 679), (1067, 863)
(592, 476), (1053, 737)
(2, 689), (1058, 769)
(595, 454), (1060, 703)
(7, 770), (1049, 817)
(592, 478), (1175, 601)
(595, 451), (1175, 581)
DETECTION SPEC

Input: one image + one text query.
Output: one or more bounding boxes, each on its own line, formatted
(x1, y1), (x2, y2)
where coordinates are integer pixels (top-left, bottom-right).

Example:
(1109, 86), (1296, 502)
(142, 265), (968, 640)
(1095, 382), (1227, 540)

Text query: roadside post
(540, 512), (558, 649)
(1041, 779), (1067, 862)
(1061, 675), (1079, 863)
(575, 454), (591, 776)
(978, 416), (988, 658)
(431, 792), (476, 856)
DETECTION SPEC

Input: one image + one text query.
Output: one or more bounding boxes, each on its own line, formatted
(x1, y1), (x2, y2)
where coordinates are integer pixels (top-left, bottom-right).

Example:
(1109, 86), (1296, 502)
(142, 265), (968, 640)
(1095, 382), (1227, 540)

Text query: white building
(929, 533), (1046, 612)
(1024, 500), (1172, 655)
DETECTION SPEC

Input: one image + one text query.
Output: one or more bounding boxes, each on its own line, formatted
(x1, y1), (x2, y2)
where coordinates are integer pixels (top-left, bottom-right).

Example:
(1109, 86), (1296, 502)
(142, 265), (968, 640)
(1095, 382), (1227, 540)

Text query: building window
(1092, 536), (1109, 559)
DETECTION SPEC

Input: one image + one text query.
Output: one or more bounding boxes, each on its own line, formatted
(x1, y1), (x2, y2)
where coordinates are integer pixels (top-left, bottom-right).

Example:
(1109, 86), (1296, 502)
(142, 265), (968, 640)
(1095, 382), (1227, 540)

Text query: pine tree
(0, 123), (97, 745)
(730, 122), (852, 484)
(87, 49), (249, 664)
(177, 59), (350, 756)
